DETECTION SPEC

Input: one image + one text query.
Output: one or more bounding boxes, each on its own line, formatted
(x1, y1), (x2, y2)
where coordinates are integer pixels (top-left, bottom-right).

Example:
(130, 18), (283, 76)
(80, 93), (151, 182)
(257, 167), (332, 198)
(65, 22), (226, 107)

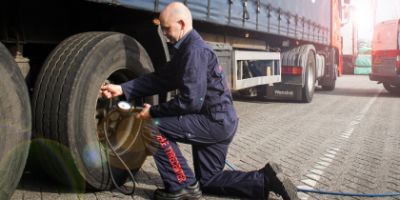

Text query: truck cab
(370, 19), (400, 94)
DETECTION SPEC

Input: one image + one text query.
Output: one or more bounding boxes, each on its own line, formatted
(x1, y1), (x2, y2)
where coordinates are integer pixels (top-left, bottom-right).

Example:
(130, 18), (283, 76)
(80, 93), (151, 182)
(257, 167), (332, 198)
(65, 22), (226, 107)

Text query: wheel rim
(95, 69), (144, 157)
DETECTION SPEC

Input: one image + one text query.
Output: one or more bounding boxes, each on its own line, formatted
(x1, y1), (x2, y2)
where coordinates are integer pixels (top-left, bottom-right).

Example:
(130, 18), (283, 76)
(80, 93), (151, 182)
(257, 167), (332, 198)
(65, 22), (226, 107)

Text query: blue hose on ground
(297, 188), (400, 197)
(225, 160), (400, 197)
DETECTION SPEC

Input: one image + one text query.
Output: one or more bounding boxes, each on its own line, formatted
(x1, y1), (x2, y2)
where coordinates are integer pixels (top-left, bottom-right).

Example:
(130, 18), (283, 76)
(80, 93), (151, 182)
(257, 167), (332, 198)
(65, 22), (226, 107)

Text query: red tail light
(282, 66), (302, 75)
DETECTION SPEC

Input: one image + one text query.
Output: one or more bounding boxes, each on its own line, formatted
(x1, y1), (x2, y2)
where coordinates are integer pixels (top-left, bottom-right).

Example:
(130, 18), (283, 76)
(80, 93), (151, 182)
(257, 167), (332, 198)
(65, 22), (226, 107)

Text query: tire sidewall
(321, 49), (337, 90)
(303, 51), (316, 102)
(0, 43), (31, 199)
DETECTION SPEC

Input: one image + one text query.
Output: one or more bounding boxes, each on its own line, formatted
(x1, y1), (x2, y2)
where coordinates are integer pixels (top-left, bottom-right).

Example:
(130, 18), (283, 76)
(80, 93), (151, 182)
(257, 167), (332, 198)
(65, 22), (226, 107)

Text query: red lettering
(156, 135), (168, 148)
(156, 135), (187, 183)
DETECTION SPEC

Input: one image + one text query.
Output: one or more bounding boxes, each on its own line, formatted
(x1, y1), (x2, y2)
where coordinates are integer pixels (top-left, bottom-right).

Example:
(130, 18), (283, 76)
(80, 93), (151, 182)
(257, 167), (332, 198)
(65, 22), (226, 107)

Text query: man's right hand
(100, 83), (123, 99)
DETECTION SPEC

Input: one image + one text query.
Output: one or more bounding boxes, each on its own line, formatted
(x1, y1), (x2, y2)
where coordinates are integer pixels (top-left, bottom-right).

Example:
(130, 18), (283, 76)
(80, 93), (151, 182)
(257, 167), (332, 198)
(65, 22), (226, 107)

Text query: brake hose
(224, 160), (400, 197)
(103, 110), (138, 195)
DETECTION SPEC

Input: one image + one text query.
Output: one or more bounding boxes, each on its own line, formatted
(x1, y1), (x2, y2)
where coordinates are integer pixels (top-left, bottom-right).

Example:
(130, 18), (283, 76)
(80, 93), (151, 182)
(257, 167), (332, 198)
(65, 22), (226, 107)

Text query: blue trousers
(145, 113), (266, 199)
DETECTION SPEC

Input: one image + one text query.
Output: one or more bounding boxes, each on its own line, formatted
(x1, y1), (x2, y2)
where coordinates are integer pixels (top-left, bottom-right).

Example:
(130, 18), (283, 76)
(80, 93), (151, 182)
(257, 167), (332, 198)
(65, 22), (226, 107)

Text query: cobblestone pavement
(11, 75), (400, 200)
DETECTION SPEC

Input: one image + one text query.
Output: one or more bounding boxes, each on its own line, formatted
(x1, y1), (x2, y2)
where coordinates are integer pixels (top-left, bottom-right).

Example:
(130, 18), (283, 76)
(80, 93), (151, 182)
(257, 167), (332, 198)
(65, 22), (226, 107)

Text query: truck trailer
(0, 0), (345, 197)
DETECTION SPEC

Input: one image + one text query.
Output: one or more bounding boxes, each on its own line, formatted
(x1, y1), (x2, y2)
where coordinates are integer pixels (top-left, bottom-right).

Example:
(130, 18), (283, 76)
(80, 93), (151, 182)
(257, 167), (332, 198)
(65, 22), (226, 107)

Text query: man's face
(160, 17), (183, 44)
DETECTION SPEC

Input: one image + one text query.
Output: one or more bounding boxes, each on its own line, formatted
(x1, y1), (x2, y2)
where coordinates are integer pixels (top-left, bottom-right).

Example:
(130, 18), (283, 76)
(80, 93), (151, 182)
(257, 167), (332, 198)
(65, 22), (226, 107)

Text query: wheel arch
(114, 25), (170, 72)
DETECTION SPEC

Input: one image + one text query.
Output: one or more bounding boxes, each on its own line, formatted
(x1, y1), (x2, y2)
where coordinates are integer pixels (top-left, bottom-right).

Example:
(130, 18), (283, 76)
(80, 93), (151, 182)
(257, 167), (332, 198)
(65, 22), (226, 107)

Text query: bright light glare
(353, 0), (373, 39)
(374, 0), (400, 23)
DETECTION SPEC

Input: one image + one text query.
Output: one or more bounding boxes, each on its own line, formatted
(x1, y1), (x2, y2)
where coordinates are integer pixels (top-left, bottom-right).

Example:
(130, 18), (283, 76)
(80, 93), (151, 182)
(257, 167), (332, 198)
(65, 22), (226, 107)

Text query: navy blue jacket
(121, 30), (237, 124)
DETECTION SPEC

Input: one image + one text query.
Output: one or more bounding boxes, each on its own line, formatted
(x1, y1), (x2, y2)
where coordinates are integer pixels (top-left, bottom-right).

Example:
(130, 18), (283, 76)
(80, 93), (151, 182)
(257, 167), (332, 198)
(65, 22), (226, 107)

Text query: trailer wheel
(321, 72), (336, 91)
(32, 32), (155, 190)
(321, 49), (337, 91)
(383, 83), (400, 94)
(0, 43), (31, 199)
(302, 51), (316, 102)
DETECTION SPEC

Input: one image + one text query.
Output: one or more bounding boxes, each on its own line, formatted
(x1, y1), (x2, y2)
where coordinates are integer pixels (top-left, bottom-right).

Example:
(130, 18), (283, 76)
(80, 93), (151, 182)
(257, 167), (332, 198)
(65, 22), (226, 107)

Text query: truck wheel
(383, 83), (400, 94)
(32, 32), (155, 190)
(321, 69), (337, 91)
(302, 51), (316, 102)
(321, 49), (337, 91)
(321, 73), (336, 90)
(0, 43), (31, 199)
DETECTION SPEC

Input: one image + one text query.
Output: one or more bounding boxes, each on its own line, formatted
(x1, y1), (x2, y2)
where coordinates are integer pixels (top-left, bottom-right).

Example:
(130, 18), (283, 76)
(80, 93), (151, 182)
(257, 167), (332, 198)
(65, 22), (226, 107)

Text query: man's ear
(178, 20), (185, 30)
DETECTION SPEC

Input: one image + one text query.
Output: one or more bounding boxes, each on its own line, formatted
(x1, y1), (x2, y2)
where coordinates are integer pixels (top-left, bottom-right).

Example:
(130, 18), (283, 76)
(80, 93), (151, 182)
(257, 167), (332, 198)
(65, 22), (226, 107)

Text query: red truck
(0, 0), (347, 197)
(370, 19), (400, 94)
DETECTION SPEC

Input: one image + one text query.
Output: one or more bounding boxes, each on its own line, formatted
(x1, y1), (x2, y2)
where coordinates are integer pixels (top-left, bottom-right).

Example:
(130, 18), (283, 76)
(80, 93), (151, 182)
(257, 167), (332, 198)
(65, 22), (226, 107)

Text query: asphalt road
(12, 75), (400, 200)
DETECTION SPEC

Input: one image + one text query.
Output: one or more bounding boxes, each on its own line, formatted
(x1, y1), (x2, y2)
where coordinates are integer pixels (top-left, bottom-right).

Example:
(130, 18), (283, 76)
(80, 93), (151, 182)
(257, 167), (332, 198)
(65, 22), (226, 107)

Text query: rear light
(282, 66), (302, 75)
(372, 51), (378, 67)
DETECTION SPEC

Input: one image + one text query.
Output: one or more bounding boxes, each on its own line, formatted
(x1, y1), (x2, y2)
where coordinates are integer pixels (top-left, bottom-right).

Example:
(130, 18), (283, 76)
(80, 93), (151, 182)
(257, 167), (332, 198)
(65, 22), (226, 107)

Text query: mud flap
(266, 84), (303, 101)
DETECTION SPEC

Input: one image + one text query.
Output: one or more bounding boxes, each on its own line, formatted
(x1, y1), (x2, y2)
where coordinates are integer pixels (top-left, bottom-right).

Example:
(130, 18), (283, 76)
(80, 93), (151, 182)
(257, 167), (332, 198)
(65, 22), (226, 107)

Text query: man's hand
(136, 103), (152, 120)
(100, 83), (123, 99)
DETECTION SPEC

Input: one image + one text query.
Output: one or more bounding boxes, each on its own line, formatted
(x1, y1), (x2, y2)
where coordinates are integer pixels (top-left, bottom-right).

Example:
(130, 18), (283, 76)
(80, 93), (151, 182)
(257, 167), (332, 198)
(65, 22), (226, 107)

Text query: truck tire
(302, 51), (316, 102)
(321, 49), (337, 91)
(32, 32), (155, 190)
(321, 73), (336, 91)
(342, 56), (354, 75)
(383, 83), (400, 94)
(0, 42), (31, 199)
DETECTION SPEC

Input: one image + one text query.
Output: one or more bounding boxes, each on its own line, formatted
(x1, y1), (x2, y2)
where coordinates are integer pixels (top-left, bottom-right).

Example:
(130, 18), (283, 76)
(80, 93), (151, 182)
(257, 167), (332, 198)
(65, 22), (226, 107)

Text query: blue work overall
(121, 30), (266, 199)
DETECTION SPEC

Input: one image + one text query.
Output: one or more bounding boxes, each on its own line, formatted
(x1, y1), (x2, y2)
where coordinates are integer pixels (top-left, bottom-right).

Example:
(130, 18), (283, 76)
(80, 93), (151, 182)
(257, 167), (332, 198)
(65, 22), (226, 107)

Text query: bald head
(159, 2), (193, 43)
(160, 2), (193, 29)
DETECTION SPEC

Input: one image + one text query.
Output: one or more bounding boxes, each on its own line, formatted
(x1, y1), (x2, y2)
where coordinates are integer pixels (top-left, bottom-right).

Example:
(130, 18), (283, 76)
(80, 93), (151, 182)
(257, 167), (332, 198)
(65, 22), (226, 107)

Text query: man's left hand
(136, 103), (152, 120)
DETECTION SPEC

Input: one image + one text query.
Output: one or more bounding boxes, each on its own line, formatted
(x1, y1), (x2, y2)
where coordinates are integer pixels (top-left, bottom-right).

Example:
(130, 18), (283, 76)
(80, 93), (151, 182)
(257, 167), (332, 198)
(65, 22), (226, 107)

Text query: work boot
(154, 181), (202, 200)
(263, 162), (299, 200)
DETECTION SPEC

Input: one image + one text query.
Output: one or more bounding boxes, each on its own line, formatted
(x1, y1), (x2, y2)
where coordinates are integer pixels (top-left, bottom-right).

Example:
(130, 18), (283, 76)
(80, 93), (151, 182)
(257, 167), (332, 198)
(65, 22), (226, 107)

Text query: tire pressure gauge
(117, 101), (132, 113)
